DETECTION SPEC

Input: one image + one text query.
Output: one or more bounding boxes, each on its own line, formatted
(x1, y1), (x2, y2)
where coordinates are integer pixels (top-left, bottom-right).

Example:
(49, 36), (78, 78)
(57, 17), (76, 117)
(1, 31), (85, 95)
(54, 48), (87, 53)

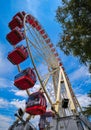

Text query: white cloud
(69, 66), (89, 81)
(0, 98), (26, 110)
(10, 84), (40, 98)
(0, 98), (9, 108)
(10, 99), (26, 109)
(0, 78), (13, 88)
(31, 84), (40, 92)
(0, 43), (14, 76)
(10, 89), (28, 97)
(0, 114), (39, 130)
(15, 90), (27, 97)
(76, 94), (91, 107)
(0, 115), (12, 130)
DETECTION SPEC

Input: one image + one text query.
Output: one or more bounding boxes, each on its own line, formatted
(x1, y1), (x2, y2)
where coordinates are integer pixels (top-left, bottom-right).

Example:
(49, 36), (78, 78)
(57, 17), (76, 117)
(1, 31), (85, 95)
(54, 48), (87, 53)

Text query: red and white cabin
(40, 29), (45, 35)
(48, 43), (53, 48)
(13, 11), (26, 21)
(14, 68), (36, 90)
(26, 15), (40, 29)
(45, 39), (50, 44)
(51, 47), (55, 52)
(9, 16), (23, 30)
(42, 34), (48, 39)
(7, 45), (28, 65)
(26, 91), (47, 115)
(54, 52), (58, 57)
(6, 27), (25, 45)
(26, 15), (35, 25)
(32, 20), (39, 28)
(36, 25), (41, 31)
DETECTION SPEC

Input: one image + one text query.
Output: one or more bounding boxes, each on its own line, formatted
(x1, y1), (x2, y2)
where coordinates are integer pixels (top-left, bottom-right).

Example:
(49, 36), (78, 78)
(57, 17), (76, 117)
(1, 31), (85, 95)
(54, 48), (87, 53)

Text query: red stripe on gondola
(26, 106), (46, 115)
(26, 92), (47, 115)
(14, 68), (36, 90)
(14, 75), (35, 90)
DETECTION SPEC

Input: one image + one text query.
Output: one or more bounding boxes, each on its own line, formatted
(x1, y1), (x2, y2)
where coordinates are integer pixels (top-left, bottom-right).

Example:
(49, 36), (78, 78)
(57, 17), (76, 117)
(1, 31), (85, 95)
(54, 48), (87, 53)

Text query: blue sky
(0, 0), (91, 130)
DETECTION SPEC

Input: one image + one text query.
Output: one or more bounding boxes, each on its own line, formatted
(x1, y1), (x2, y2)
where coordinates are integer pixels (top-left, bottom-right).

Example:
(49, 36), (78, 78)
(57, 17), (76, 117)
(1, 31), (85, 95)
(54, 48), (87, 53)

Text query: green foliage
(56, 0), (91, 66)
(83, 105), (91, 117)
(83, 90), (91, 117)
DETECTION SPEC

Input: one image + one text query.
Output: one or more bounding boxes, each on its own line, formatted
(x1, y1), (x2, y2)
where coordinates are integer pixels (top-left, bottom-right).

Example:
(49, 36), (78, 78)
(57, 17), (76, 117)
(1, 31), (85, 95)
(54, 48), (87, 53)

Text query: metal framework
(22, 13), (81, 116)
(7, 12), (91, 130)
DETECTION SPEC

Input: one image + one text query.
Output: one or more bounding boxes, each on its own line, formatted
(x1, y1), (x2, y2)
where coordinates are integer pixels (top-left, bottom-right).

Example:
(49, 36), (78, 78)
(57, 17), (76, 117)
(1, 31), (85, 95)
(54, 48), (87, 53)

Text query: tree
(83, 90), (91, 117)
(56, 0), (91, 68)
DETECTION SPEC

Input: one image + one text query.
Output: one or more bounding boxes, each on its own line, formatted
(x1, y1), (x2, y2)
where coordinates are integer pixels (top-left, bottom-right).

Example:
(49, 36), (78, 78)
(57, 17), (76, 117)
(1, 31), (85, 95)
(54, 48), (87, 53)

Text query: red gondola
(14, 68), (36, 90)
(13, 11), (26, 21)
(26, 15), (39, 28)
(45, 39), (50, 43)
(54, 52), (58, 57)
(7, 45), (28, 65)
(32, 20), (39, 28)
(51, 47), (55, 52)
(9, 16), (23, 30)
(48, 43), (53, 48)
(42, 34), (48, 39)
(6, 27), (25, 45)
(40, 29), (45, 35)
(36, 25), (41, 31)
(26, 91), (47, 115)
(27, 15), (35, 25)
(59, 62), (62, 66)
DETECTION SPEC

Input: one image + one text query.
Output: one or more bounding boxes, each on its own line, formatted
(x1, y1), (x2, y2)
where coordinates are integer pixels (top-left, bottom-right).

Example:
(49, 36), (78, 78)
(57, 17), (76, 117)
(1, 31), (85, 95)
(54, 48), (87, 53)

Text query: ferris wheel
(6, 11), (89, 130)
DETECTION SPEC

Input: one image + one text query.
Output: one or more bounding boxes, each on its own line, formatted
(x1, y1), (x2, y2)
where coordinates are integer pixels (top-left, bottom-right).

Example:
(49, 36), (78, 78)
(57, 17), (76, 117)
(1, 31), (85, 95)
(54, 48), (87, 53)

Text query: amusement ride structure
(6, 11), (91, 130)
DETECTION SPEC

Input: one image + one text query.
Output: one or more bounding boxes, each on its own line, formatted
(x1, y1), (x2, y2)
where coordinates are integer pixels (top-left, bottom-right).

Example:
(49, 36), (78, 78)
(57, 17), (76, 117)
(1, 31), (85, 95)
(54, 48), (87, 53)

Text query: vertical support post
(61, 68), (76, 114)
(67, 78), (82, 112)
(55, 67), (62, 114)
